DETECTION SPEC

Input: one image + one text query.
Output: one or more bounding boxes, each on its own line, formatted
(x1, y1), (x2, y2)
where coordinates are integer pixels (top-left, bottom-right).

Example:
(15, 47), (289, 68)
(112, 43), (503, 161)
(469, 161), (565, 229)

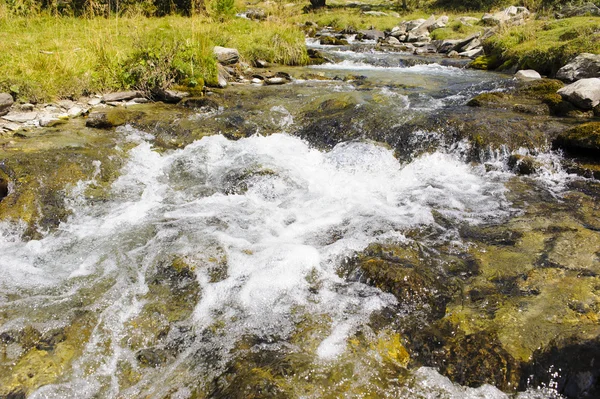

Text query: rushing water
(1, 40), (590, 398)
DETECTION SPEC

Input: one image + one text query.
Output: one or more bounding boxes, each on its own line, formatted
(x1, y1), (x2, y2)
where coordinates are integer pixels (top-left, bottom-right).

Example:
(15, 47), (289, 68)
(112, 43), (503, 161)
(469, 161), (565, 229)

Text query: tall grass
(484, 16), (600, 75)
(0, 14), (308, 102)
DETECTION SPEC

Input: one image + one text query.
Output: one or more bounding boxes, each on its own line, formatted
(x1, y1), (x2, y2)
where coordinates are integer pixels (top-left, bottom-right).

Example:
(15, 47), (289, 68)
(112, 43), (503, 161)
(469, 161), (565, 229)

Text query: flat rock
(0, 93), (13, 116)
(155, 90), (190, 104)
(88, 98), (102, 106)
(102, 91), (141, 102)
(67, 106), (84, 117)
(558, 78), (600, 110)
(556, 53), (600, 83)
(265, 77), (287, 85)
(405, 19), (426, 31)
(2, 112), (37, 123)
(459, 47), (484, 59)
(0, 121), (20, 131)
(454, 33), (480, 52)
(213, 46), (240, 65)
(357, 29), (385, 41)
(39, 117), (66, 127)
(515, 69), (542, 80)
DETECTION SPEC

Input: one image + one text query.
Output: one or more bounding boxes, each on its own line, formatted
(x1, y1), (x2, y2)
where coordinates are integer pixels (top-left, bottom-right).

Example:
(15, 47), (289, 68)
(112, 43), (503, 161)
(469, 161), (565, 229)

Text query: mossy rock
(507, 154), (541, 175)
(469, 55), (501, 70)
(515, 78), (564, 98)
(86, 108), (145, 129)
(319, 36), (349, 46)
(0, 313), (96, 397)
(467, 92), (512, 107)
(345, 243), (451, 321)
(553, 122), (600, 156)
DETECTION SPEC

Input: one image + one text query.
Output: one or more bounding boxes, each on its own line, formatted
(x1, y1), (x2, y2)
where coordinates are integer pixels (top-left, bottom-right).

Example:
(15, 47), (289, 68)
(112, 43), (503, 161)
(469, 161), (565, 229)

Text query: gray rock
(558, 2), (600, 17)
(459, 47), (484, 58)
(246, 8), (266, 20)
(556, 53), (600, 83)
(57, 99), (74, 109)
(415, 15), (436, 33)
(357, 29), (385, 41)
(383, 36), (401, 45)
(20, 103), (34, 111)
(156, 90), (190, 103)
(213, 46), (240, 65)
(39, 116), (66, 127)
(557, 78), (600, 110)
(88, 98), (102, 106)
(265, 77), (287, 85)
(363, 11), (388, 16)
(67, 106), (84, 117)
(462, 38), (482, 52)
(407, 31), (430, 43)
(433, 39), (460, 53)
(515, 69), (542, 80)
(0, 93), (13, 116)
(406, 18), (426, 31)
(390, 26), (407, 37)
(448, 50), (460, 58)
(482, 5), (530, 26)
(2, 112), (37, 123)
(0, 121), (20, 131)
(217, 64), (230, 88)
(102, 91), (141, 102)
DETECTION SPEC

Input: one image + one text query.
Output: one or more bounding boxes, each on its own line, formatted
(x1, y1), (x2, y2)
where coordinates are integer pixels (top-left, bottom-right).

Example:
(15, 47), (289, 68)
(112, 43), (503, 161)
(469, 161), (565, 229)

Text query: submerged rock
(522, 336), (600, 398)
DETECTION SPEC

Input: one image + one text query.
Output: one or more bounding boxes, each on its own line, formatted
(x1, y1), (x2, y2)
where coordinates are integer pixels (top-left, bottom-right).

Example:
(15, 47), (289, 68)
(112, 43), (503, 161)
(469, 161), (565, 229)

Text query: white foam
(0, 133), (516, 397)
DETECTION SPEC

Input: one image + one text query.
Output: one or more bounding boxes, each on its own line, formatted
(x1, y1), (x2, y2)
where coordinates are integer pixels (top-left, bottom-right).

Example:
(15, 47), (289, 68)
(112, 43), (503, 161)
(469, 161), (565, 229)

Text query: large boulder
(0, 93), (13, 116)
(556, 53), (600, 83)
(557, 78), (600, 110)
(213, 46), (240, 65)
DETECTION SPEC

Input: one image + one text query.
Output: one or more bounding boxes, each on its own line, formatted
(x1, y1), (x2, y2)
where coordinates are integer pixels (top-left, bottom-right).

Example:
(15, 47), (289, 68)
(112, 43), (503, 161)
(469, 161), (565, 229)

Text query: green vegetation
(483, 16), (600, 75)
(0, 14), (308, 102)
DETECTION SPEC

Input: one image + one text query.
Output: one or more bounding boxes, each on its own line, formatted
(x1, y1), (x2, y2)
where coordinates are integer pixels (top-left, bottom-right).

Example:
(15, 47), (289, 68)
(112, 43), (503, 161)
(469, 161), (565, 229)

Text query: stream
(0, 40), (598, 399)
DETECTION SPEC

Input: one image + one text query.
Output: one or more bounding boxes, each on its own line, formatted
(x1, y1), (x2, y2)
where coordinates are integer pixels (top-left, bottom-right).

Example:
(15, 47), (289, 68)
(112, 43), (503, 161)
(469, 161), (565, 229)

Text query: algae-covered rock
(345, 243), (451, 321)
(319, 36), (349, 46)
(467, 92), (512, 107)
(507, 154), (541, 175)
(86, 108), (144, 129)
(0, 313), (96, 397)
(522, 336), (600, 398)
(553, 122), (600, 156)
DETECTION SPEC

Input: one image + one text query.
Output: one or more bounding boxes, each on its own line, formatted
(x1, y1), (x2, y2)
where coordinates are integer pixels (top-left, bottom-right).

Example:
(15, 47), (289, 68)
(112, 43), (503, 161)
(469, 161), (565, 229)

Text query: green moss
(554, 122), (600, 154)
(484, 17), (600, 77)
(469, 54), (501, 70)
(466, 92), (511, 107)
(516, 78), (564, 97)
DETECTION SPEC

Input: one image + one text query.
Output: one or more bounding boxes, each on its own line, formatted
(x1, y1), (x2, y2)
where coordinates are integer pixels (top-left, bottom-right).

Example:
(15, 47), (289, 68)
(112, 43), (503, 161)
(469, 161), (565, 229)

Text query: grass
(0, 14), (308, 102)
(483, 16), (600, 75)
